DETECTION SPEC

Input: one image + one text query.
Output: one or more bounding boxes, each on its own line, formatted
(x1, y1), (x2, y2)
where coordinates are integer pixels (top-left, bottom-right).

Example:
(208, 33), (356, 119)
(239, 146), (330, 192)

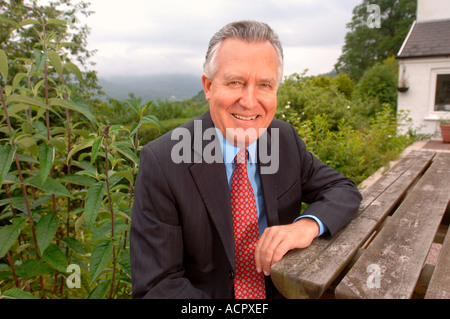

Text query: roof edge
(397, 21), (416, 57)
(396, 54), (450, 60)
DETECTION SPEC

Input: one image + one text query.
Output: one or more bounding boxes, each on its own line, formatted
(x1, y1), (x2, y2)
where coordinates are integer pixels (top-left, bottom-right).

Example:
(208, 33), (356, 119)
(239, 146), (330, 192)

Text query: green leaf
(0, 17), (19, 28)
(90, 136), (103, 165)
(143, 114), (161, 127)
(11, 72), (27, 90)
(35, 213), (58, 255)
(57, 174), (96, 187)
(92, 220), (129, 242)
(89, 240), (113, 285)
(67, 138), (94, 163)
(130, 115), (161, 136)
(0, 218), (26, 258)
(0, 49), (8, 81)
(47, 51), (63, 79)
(18, 19), (40, 28)
(0, 196), (25, 207)
(38, 143), (53, 185)
(15, 259), (55, 277)
(111, 170), (134, 185)
(85, 182), (107, 229)
(6, 101), (28, 116)
(46, 18), (67, 26)
(17, 153), (39, 165)
(27, 175), (72, 198)
(41, 244), (68, 272)
(116, 274), (131, 284)
(64, 62), (83, 81)
(31, 48), (45, 74)
(15, 136), (38, 156)
(110, 143), (140, 166)
(6, 94), (47, 108)
(2, 288), (37, 299)
(0, 144), (14, 185)
(0, 264), (9, 272)
(49, 97), (97, 125)
(118, 249), (131, 278)
(62, 237), (87, 255)
(87, 279), (111, 299)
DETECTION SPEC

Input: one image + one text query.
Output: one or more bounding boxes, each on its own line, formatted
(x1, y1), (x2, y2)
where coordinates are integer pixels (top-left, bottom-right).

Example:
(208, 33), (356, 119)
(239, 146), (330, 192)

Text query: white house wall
(417, 0), (450, 22)
(397, 57), (450, 136)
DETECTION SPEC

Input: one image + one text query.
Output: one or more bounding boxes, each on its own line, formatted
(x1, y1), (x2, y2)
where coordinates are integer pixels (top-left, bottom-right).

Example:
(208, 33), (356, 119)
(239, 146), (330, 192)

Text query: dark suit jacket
(130, 110), (362, 298)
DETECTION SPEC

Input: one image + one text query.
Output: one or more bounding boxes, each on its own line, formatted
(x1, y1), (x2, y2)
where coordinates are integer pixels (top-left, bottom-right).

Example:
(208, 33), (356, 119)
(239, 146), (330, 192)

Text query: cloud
(82, 0), (361, 78)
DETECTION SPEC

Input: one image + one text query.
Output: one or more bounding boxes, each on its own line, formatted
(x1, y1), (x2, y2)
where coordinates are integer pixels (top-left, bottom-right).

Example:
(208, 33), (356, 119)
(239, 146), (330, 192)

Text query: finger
(258, 228), (285, 275)
(270, 240), (291, 266)
(255, 228), (270, 274)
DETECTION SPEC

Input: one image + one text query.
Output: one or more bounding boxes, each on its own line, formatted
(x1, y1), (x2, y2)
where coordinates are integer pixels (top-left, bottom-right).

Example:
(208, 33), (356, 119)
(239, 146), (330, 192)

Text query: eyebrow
(223, 74), (277, 85)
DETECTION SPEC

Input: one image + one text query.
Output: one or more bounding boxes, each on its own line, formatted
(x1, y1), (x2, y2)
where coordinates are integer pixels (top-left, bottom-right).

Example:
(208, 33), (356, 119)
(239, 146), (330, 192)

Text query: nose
(239, 84), (258, 110)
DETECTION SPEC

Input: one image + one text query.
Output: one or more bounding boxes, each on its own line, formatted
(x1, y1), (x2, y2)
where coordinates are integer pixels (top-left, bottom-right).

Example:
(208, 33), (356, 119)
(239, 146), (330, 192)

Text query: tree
(0, 0), (102, 100)
(353, 56), (399, 116)
(335, 0), (416, 81)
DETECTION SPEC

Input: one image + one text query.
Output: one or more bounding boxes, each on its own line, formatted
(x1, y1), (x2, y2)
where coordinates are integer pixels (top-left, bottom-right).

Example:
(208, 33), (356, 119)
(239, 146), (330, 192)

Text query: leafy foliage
(0, 12), (144, 299)
(276, 70), (416, 185)
(335, 0), (416, 80)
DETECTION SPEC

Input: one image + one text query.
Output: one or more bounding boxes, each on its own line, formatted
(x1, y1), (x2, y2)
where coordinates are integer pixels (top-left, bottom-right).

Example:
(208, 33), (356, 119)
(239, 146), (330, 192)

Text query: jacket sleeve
(130, 145), (210, 298)
(291, 125), (362, 236)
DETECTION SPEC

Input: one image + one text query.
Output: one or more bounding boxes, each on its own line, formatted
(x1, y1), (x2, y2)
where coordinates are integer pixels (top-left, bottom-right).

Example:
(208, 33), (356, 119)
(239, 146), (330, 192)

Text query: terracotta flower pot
(440, 123), (450, 143)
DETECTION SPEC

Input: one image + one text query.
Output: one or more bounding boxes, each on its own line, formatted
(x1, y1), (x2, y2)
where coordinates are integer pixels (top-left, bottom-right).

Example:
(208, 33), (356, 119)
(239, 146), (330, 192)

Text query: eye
(228, 81), (243, 87)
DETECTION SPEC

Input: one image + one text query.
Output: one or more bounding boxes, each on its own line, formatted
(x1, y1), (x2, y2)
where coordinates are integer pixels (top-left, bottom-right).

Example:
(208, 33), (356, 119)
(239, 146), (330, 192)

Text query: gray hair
(203, 20), (284, 83)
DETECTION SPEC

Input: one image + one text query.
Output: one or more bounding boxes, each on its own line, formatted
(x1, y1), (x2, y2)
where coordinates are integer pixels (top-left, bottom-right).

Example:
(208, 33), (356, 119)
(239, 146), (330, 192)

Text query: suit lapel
(258, 127), (279, 227)
(188, 112), (235, 267)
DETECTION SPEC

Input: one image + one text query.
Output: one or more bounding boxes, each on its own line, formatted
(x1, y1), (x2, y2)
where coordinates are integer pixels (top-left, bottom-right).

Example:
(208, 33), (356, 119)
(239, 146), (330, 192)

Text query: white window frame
(426, 68), (450, 121)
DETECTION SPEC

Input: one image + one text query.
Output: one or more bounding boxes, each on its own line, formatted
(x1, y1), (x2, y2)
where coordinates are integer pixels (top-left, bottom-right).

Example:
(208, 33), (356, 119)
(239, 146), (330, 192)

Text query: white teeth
(233, 114), (258, 120)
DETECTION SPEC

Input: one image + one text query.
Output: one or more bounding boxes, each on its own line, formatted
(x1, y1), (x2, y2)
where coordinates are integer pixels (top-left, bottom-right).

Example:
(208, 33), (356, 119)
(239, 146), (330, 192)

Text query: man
(130, 20), (362, 299)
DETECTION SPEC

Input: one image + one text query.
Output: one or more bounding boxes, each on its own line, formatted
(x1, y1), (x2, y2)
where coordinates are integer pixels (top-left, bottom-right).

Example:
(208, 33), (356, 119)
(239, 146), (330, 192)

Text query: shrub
(353, 56), (399, 116)
(0, 18), (143, 299)
(276, 71), (415, 185)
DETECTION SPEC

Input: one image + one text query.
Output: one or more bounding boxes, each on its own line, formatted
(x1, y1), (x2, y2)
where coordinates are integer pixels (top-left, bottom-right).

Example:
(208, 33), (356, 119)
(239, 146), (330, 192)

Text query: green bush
(353, 56), (399, 116)
(0, 18), (143, 299)
(295, 107), (413, 185)
(276, 71), (415, 185)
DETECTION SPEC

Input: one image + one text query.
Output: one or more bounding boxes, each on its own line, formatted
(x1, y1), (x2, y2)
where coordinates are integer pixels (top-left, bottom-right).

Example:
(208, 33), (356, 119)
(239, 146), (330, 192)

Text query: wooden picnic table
(270, 150), (450, 299)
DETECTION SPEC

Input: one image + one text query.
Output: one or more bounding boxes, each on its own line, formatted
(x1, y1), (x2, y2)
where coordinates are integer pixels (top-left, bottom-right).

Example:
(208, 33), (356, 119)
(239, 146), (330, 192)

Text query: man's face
(202, 38), (279, 147)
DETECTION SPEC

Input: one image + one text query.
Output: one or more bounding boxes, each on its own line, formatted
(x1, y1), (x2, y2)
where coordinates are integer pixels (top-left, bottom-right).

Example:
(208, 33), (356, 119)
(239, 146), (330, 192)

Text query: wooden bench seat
(425, 222), (450, 299)
(270, 150), (436, 299)
(335, 152), (450, 299)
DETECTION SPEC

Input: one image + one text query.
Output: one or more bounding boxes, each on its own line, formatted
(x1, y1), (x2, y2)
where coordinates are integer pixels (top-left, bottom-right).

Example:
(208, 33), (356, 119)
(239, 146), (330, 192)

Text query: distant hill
(98, 73), (203, 102)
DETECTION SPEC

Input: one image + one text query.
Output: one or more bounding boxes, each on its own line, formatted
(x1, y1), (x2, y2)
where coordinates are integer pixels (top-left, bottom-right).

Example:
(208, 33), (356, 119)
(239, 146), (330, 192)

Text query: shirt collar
(214, 127), (258, 164)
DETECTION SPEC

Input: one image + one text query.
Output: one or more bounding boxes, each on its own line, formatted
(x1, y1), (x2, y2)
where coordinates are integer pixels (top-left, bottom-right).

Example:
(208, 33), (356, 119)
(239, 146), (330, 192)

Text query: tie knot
(235, 148), (248, 165)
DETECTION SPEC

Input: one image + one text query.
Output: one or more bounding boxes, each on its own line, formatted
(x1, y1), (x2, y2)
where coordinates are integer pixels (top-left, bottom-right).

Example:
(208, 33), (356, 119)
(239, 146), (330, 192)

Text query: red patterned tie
(231, 148), (266, 299)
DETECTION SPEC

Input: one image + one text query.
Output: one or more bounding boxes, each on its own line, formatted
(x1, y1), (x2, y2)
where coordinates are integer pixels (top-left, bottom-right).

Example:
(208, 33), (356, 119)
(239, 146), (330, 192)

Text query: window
(435, 74), (450, 111)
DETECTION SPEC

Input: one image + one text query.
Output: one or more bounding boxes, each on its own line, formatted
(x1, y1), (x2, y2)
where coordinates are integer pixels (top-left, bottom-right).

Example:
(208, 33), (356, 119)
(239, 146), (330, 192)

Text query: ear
(202, 74), (212, 101)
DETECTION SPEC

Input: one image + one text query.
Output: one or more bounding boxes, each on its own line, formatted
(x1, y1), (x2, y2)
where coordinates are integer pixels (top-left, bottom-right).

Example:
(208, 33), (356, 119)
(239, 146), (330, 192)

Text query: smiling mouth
(232, 114), (259, 121)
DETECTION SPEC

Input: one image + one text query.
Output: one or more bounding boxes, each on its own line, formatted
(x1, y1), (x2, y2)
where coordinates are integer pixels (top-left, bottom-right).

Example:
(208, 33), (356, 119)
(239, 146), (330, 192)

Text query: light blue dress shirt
(214, 127), (327, 237)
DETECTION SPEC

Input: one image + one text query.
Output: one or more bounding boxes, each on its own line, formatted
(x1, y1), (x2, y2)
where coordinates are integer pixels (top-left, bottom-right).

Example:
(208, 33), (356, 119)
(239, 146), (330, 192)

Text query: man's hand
(255, 218), (320, 276)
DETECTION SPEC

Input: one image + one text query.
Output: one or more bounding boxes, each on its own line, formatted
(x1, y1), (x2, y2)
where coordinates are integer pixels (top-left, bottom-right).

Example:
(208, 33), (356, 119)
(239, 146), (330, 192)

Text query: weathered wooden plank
(271, 150), (435, 299)
(335, 152), (450, 299)
(425, 226), (450, 299)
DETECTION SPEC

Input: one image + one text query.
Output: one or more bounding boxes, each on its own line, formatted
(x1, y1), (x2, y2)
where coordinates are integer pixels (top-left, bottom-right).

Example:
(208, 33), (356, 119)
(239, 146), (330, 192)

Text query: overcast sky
(78, 0), (362, 79)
